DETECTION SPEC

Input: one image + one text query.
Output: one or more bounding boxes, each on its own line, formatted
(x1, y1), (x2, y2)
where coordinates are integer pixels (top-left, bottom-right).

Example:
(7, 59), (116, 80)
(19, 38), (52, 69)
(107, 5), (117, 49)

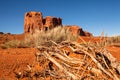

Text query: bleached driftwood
(36, 40), (120, 80)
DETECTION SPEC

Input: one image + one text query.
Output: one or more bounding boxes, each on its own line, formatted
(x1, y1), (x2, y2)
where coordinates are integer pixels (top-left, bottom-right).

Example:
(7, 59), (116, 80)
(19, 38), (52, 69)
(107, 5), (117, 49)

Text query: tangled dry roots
(16, 40), (120, 80)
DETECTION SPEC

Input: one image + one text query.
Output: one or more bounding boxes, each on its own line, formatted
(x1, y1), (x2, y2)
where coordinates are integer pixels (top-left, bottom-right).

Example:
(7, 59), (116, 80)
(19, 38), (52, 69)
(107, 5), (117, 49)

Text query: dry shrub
(32, 26), (79, 47)
(107, 36), (120, 43)
(1, 40), (20, 49)
(16, 39), (120, 80)
(106, 36), (120, 47)
(1, 39), (32, 49)
(1, 26), (79, 49)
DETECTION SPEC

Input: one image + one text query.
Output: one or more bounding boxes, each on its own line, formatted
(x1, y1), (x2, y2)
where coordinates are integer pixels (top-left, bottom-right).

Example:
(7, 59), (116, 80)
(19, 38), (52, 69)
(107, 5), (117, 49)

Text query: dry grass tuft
(1, 26), (79, 49)
(1, 39), (32, 49)
(1, 40), (20, 49)
(31, 26), (79, 47)
(106, 36), (120, 47)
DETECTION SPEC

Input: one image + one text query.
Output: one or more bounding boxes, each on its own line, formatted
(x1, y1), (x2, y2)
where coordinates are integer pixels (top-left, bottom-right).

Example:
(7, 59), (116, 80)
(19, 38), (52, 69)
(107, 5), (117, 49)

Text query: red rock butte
(24, 11), (92, 36)
(24, 11), (62, 34)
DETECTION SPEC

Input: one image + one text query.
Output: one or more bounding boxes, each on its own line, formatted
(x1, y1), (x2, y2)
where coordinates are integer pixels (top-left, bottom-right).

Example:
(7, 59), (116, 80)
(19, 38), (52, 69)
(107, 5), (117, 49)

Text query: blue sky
(0, 0), (120, 36)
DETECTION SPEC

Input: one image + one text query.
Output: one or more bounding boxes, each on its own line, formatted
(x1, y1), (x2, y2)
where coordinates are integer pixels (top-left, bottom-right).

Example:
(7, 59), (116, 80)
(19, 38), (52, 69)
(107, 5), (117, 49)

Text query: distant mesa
(24, 11), (92, 36)
(0, 32), (11, 35)
(64, 25), (92, 36)
(0, 32), (4, 35)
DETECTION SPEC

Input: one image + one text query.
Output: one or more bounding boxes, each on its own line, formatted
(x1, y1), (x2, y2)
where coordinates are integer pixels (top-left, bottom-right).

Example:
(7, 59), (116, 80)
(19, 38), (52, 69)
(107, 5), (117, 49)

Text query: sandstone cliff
(24, 12), (62, 34)
(43, 16), (62, 30)
(24, 12), (43, 34)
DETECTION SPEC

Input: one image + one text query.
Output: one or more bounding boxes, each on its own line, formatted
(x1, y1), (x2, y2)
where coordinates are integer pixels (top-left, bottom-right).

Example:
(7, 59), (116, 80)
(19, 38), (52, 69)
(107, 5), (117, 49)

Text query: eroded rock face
(43, 16), (62, 30)
(84, 31), (93, 36)
(24, 12), (43, 34)
(65, 25), (85, 36)
(65, 25), (92, 36)
(24, 12), (62, 34)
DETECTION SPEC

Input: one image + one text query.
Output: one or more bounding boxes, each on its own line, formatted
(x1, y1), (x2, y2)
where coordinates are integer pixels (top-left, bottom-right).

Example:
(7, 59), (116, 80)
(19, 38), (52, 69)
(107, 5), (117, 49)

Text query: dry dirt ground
(0, 34), (120, 80)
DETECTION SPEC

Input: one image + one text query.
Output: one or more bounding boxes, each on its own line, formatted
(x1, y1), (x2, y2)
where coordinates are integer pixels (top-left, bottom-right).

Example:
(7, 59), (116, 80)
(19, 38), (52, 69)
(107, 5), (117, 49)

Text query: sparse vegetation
(106, 36), (120, 47)
(1, 40), (20, 49)
(1, 26), (79, 49)
(33, 26), (79, 47)
(1, 39), (32, 49)
(1, 26), (120, 80)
